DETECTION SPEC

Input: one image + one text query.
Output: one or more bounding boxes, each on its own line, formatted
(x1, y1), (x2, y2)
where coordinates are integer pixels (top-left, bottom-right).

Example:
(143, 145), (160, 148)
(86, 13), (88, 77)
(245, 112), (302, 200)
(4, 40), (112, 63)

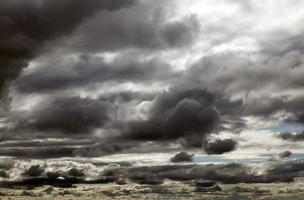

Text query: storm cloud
(17, 97), (111, 134)
(204, 139), (237, 155)
(14, 54), (179, 93)
(180, 50), (304, 123)
(123, 88), (220, 147)
(277, 132), (304, 142)
(64, 2), (200, 52)
(0, 0), (134, 94)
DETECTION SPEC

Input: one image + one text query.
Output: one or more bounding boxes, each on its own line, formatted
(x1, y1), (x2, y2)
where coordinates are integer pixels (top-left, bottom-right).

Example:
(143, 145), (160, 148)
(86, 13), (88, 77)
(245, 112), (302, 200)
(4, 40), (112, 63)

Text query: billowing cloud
(0, 0), (135, 94)
(63, 2), (200, 52)
(123, 88), (220, 147)
(109, 160), (304, 184)
(204, 139), (237, 154)
(277, 132), (304, 142)
(285, 113), (304, 124)
(278, 150), (292, 159)
(181, 50), (304, 122)
(0, 140), (134, 158)
(16, 97), (111, 134)
(98, 91), (155, 103)
(14, 54), (179, 93)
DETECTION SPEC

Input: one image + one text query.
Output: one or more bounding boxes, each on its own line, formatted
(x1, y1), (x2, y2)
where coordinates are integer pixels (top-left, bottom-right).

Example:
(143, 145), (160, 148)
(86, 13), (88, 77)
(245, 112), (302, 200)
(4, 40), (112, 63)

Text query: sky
(1, 0), (304, 159)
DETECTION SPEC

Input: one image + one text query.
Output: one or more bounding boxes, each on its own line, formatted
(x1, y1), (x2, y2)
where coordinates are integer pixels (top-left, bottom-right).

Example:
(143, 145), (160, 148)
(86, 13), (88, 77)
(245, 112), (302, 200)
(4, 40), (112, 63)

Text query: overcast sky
(1, 0), (304, 158)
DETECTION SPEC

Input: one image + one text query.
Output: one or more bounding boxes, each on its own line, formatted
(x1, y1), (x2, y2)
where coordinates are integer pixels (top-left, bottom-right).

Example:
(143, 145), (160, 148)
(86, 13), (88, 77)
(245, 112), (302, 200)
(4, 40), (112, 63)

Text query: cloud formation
(14, 54), (178, 93)
(277, 132), (304, 142)
(204, 139), (237, 155)
(123, 88), (220, 147)
(17, 97), (111, 134)
(0, 0), (134, 94)
(64, 2), (200, 52)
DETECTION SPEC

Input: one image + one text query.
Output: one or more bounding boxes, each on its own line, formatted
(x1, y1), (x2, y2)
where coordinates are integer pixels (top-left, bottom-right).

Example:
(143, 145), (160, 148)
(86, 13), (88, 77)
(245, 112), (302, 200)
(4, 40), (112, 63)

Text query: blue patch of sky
(259, 121), (304, 133)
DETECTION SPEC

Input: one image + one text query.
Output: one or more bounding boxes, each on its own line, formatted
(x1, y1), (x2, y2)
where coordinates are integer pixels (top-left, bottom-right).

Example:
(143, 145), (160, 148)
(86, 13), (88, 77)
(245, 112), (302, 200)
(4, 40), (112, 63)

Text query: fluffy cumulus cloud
(0, 0), (304, 158)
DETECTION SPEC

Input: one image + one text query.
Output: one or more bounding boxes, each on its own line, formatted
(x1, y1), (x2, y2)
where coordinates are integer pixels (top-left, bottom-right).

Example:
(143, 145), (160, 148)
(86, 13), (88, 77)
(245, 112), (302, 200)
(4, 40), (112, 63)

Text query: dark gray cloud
(214, 97), (243, 116)
(114, 161), (303, 184)
(214, 97), (246, 133)
(0, 0), (135, 94)
(99, 91), (155, 103)
(204, 139), (237, 155)
(260, 33), (304, 57)
(0, 137), (119, 158)
(185, 51), (304, 96)
(0, 0), (134, 41)
(285, 113), (304, 124)
(170, 152), (193, 163)
(14, 55), (178, 93)
(265, 159), (304, 181)
(0, 139), (94, 148)
(182, 50), (304, 121)
(65, 2), (200, 52)
(11, 87), (240, 151)
(0, 140), (133, 158)
(17, 97), (111, 134)
(122, 88), (220, 147)
(4, 159), (304, 187)
(0, 158), (14, 170)
(277, 132), (304, 142)
(0, 147), (75, 159)
(72, 140), (136, 157)
(278, 150), (292, 159)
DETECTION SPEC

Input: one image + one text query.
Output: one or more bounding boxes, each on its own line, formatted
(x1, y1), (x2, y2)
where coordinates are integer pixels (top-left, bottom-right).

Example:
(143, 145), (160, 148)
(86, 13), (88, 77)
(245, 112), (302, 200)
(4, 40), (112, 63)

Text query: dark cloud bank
(123, 89), (220, 146)
(14, 55), (179, 93)
(0, 0), (227, 156)
(3, 88), (230, 158)
(277, 131), (304, 142)
(21, 97), (111, 134)
(2, 158), (304, 187)
(0, 0), (135, 93)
